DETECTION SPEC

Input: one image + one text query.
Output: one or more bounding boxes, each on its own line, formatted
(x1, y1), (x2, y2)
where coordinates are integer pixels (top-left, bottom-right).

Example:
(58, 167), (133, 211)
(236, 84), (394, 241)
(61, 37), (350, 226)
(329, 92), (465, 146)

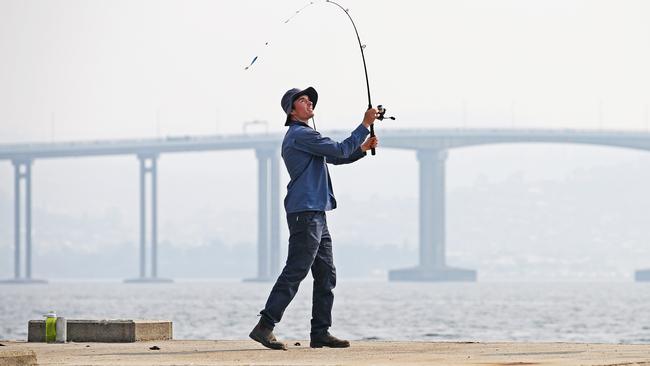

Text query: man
(249, 86), (378, 350)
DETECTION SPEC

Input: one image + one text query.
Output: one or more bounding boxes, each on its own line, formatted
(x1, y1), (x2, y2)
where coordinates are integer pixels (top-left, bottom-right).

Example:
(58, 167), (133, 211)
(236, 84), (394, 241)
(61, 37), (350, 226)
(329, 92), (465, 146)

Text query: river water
(1, 280), (649, 343)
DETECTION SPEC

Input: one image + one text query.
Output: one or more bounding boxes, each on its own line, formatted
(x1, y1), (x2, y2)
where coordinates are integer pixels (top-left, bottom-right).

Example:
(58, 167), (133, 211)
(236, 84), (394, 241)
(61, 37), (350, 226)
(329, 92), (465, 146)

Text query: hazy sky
(2, 0), (650, 142)
(3, 0), (650, 280)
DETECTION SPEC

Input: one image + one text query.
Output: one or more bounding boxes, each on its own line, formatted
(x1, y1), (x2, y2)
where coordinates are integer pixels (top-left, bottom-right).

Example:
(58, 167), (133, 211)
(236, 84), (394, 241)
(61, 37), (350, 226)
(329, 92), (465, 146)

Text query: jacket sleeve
(292, 124), (369, 158)
(326, 147), (367, 165)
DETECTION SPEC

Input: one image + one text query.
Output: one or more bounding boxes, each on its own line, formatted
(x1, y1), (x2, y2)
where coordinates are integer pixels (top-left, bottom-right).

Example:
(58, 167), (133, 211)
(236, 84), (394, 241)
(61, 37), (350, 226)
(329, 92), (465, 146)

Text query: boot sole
(309, 342), (350, 348)
(249, 332), (287, 351)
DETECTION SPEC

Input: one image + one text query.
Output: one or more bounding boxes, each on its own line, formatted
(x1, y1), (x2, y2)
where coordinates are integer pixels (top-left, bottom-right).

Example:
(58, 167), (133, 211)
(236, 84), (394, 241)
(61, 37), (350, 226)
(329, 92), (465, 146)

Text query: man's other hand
(361, 136), (378, 152)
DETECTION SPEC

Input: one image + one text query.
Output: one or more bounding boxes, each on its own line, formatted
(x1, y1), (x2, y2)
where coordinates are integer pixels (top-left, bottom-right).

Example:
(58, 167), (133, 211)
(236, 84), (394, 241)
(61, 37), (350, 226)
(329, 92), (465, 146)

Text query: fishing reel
(377, 105), (396, 121)
(367, 104), (395, 156)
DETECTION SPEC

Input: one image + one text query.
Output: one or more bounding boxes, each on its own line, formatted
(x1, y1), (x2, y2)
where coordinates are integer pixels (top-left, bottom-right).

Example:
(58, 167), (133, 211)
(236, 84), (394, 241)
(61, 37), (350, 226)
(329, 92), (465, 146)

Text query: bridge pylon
(2, 159), (47, 284)
(389, 149), (476, 282)
(125, 154), (172, 283)
(244, 148), (281, 282)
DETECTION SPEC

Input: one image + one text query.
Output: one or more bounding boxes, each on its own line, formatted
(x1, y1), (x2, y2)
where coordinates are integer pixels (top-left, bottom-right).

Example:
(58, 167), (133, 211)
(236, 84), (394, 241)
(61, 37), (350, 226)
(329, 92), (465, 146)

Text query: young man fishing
(249, 86), (379, 350)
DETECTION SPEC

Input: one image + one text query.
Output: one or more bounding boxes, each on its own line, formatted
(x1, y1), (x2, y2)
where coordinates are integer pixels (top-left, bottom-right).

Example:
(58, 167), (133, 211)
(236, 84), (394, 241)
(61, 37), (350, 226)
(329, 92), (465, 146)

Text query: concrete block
(28, 320), (172, 343)
(0, 349), (37, 366)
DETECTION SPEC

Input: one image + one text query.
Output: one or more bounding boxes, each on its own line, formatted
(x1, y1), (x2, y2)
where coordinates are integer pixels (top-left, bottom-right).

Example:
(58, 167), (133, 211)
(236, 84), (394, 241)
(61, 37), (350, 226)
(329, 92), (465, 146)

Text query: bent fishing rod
(245, 0), (395, 155)
(325, 0), (395, 155)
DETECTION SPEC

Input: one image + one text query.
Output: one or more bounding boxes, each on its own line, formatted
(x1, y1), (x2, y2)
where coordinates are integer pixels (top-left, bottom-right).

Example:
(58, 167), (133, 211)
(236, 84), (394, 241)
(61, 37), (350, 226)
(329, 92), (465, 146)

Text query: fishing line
(244, 1), (322, 70)
(284, 1), (318, 24)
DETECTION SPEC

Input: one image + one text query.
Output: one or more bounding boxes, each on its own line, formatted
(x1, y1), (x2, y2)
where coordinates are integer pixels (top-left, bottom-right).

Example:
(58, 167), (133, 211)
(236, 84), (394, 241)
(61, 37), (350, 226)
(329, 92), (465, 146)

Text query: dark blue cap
(281, 87), (318, 126)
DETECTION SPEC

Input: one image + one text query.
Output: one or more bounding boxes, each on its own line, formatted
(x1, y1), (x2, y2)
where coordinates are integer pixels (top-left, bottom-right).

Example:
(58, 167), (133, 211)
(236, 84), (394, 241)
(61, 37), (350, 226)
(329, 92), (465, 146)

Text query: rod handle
(367, 104), (376, 156)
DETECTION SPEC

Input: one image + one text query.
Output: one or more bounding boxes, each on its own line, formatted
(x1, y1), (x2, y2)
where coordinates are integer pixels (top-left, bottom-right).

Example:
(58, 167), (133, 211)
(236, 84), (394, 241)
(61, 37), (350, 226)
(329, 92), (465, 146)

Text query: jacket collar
(288, 120), (310, 128)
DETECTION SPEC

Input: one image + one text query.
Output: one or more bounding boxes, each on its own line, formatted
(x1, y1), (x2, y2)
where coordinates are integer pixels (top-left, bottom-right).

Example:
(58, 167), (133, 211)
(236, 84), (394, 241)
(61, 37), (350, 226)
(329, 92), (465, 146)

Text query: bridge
(2, 128), (650, 283)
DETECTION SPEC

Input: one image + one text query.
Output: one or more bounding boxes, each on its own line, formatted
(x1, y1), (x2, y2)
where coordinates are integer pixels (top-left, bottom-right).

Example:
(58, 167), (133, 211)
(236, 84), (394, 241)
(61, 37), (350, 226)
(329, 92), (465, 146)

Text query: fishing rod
(245, 1), (395, 155)
(324, 0), (395, 155)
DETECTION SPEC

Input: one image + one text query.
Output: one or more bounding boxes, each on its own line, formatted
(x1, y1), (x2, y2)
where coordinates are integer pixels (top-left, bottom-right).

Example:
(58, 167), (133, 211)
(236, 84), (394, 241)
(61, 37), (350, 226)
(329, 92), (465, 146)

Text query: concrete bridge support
(389, 149), (476, 282)
(246, 149), (281, 282)
(2, 160), (46, 284)
(635, 269), (650, 281)
(125, 154), (171, 283)
(269, 151), (281, 279)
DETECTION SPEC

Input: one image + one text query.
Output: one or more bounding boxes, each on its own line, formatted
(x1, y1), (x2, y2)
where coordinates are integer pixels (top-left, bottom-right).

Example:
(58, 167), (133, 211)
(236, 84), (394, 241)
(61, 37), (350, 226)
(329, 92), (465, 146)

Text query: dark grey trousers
(260, 211), (336, 335)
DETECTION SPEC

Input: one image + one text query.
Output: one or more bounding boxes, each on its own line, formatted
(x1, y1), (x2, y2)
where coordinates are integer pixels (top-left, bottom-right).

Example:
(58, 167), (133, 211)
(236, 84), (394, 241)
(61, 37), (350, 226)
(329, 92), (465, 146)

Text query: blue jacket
(282, 121), (370, 213)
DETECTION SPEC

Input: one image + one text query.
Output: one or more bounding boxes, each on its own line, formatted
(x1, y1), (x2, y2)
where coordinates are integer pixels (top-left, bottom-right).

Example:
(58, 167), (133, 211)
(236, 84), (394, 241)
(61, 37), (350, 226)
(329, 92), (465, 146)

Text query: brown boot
(249, 320), (287, 350)
(310, 332), (350, 348)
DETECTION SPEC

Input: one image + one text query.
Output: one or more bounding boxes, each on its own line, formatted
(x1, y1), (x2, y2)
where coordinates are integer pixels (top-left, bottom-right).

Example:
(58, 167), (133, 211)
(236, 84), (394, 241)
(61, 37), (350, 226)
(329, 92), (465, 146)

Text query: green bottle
(44, 311), (57, 343)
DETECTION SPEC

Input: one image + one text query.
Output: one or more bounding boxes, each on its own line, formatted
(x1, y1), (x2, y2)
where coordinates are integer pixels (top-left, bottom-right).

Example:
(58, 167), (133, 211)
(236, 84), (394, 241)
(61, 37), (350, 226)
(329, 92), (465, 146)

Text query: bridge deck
(2, 128), (650, 160)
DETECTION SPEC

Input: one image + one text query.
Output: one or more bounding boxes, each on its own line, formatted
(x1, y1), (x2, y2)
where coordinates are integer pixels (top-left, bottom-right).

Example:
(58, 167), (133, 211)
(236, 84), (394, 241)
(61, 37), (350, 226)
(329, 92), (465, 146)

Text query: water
(1, 281), (649, 343)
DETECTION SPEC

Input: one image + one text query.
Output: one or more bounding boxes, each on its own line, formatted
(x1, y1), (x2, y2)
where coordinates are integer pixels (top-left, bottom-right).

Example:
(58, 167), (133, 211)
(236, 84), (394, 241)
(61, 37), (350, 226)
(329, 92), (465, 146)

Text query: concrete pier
(2, 340), (650, 365)
(390, 149), (476, 282)
(0, 349), (37, 366)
